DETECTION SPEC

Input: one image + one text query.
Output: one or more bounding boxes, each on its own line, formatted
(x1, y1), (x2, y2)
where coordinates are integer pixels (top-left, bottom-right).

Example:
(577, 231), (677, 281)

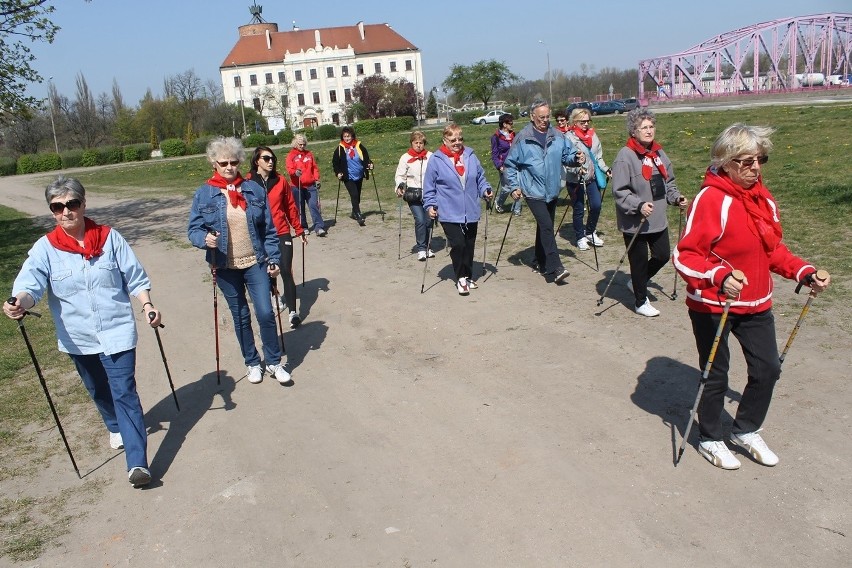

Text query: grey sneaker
(109, 431), (124, 450)
(316, 227), (327, 237)
(554, 269), (570, 283)
(730, 430), (779, 466)
(128, 467), (152, 487)
(698, 440), (741, 470)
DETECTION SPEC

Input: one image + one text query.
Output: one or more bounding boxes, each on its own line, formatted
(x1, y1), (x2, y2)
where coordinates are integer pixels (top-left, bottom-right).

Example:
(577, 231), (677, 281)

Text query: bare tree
(111, 78), (125, 112)
(203, 78), (224, 106)
(62, 72), (106, 148)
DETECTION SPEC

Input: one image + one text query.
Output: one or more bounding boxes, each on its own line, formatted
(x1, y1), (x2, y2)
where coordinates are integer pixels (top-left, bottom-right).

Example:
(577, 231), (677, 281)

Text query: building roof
(220, 23), (417, 68)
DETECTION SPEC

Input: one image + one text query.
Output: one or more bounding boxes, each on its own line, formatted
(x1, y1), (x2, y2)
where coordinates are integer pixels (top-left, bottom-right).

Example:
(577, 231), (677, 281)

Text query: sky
(22, 0), (852, 106)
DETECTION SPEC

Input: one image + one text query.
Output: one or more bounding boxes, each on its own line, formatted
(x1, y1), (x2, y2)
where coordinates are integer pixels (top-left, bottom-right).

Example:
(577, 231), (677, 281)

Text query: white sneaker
(466, 278), (479, 290)
(426, 249), (435, 258)
(457, 279), (469, 296)
(634, 299), (660, 317)
(730, 430), (779, 466)
(577, 236), (590, 251)
(315, 228), (327, 237)
(589, 231), (604, 246)
(698, 440), (741, 470)
(109, 431), (124, 450)
(246, 364), (263, 384)
(417, 250), (427, 261)
(267, 363), (292, 385)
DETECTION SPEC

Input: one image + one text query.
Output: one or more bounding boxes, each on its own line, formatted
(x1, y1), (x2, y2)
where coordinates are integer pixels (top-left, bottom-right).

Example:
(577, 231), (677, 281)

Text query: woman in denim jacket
(188, 137), (289, 385)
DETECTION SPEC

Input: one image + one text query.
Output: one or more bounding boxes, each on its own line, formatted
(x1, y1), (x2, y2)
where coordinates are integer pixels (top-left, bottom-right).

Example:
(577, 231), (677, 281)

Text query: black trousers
(623, 229), (670, 307)
(525, 198), (563, 274)
(344, 179), (363, 214)
(276, 234), (297, 313)
(441, 221), (478, 281)
(689, 308), (781, 441)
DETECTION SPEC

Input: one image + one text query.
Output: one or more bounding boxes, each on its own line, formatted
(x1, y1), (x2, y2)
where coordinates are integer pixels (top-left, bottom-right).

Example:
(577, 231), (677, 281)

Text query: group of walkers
(3, 102), (832, 491)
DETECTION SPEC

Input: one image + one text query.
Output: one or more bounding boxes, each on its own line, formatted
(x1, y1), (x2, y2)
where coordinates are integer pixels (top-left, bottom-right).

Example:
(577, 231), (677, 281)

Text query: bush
(123, 144), (153, 162)
(190, 136), (213, 156)
(80, 149), (99, 167)
(278, 129), (294, 145)
(99, 146), (123, 165)
(0, 157), (17, 177)
(16, 153), (62, 174)
(351, 116), (416, 136)
(243, 133), (278, 149)
(315, 124), (339, 141)
(296, 127), (315, 142)
(160, 138), (187, 157)
(448, 110), (482, 125)
(60, 149), (84, 169)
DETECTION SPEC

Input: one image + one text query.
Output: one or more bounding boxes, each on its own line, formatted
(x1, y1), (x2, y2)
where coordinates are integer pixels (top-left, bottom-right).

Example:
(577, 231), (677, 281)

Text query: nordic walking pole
(555, 178), (577, 236)
(371, 173), (385, 221)
(269, 275), (287, 355)
(480, 196), (490, 279)
(298, 179), (306, 289)
(779, 269), (829, 365)
(582, 177), (599, 272)
(334, 179), (341, 223)
(494, 203), (516, 268)
(397, 190), (403, 260)
(676, 270), (744, 466)
(597, 217), (647, 306)
(672, 211), (684, 301)
(211, 266), (221, 385)
(7, 297), (81, 479)
(420, 214), (436, 294)
(147, 311), (179, 411)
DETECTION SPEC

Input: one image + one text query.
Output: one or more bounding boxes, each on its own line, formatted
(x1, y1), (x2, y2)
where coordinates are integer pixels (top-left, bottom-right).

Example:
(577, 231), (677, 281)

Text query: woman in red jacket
(673, 124), (830, 470)
(286, 134), (326, 236)
(249, 146), (308, 329)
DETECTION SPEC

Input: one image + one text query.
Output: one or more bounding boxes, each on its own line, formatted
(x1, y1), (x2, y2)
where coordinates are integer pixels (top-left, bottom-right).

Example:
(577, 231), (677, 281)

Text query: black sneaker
(128, 467), (152, 487)
(494, 204), (504, 213)
(289, 311), (301, 329)
(554, 269), (570, 283)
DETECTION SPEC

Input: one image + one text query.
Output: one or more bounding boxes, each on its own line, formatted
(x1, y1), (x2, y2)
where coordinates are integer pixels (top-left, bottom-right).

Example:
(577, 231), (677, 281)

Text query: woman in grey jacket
(611, 109), (688, 317)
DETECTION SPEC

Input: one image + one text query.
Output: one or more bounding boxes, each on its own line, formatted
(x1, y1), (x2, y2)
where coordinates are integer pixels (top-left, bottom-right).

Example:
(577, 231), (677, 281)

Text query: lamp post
(233, 62), (248, 138)
(538, 40), (552, 106)
(47, 77), (59, 154)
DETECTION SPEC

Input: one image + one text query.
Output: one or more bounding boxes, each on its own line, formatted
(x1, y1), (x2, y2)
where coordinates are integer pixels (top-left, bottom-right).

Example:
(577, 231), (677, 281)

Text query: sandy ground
(0, 171), (849, 568)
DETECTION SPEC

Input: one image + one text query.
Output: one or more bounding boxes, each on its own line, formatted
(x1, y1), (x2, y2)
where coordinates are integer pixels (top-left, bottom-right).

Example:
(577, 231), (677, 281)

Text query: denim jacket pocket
(49, 269), (75, 298)
(95, 261), (122, 290)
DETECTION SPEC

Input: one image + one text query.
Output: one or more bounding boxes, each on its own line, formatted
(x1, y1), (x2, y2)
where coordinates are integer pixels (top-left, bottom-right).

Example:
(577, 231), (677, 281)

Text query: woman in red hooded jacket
(673, 124), (830, 471)
(249, 146), (307, 329)
(286, 134), (326, 236)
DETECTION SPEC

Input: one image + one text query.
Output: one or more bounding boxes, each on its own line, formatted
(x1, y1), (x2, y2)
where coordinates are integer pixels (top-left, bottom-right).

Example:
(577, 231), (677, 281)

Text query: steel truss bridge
(638, 13), (852, 100)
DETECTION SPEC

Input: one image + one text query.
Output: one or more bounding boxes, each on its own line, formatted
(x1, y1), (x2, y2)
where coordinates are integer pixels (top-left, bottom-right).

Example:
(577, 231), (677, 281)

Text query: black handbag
(402, 187), (423, 204)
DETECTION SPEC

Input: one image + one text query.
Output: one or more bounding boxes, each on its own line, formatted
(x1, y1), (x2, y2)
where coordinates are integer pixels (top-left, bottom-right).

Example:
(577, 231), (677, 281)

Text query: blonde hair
(569, 108), (591, 125)
(711, 123), (775, 169)
(442, 123), (462, 139)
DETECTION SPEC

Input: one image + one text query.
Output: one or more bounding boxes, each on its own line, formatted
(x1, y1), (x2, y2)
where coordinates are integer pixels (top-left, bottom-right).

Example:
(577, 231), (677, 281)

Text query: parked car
(566, 101), (593, 114)
(471, 110), (505, 125)
(620, 98), (639, 111)
(590, 101), (626, 115)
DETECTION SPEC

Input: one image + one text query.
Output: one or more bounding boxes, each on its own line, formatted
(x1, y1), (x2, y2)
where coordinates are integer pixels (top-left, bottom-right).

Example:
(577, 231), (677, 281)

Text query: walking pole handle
(795, 269), (829, 295)
(7, 296), (42, 318)
(147, 311), (165, 329)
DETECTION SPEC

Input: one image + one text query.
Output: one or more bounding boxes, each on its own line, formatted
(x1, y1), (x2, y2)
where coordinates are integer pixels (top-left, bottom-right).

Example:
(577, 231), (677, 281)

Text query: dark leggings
(276, 234), (297, 313)
(623, 229), (670, 307)
(344, 178), (363, 214)
(441, 221), (478, 281)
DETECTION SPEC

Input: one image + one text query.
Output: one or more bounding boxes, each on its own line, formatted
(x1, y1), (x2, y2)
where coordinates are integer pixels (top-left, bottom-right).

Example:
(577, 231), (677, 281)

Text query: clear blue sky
(24, 0), (851, 105)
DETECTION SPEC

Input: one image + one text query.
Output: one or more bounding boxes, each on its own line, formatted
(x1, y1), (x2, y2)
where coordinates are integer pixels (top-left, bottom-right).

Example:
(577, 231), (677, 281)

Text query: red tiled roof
(220, 23), (417, 68)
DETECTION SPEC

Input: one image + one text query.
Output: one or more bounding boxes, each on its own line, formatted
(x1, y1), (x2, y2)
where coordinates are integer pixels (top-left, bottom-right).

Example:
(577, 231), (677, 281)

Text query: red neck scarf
(571, 125), (595, 148)
(407, 148), (427, 163)
(439, 144), (465, 176)
(47, 217), (111, 259)
(703, 168), (782, 253)
(207, 171), (246, 210)
(341, 139), (358, 159)
(626, 136), (668, 180)
(497, 129), (515, 142)
(557, 124), (569, 134)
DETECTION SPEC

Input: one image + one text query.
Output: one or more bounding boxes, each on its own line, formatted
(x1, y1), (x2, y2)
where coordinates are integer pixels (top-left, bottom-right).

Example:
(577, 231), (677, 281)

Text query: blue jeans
(408, 201), (432, 252)
(215, 263), (282, 367)
(294, 183), (325, 231)
(569, 179), (602, 241)
(70, 349), (148, 470)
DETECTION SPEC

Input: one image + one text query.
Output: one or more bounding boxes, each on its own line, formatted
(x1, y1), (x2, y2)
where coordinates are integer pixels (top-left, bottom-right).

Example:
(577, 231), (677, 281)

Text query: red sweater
(286, 148), (320, 187)
(673, 185), (814, 314)
(266, 175), (304, 237)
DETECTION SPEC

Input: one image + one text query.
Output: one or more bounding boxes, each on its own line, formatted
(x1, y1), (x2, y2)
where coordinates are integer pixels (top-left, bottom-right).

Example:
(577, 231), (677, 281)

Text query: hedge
(160, 138), (187, 157)
(60, 149), (84, 169)
(80, 149), (100, 167)
(351, 116), (415, 135)
(190, 136), (213, 156)
(278, 129), (294, 145)
(0, 157), (17, 177)
(244, 133), (278, 148)
(123, 143), (153, 162)
(315, 124), (339, 141)
(17, 153), (62, 174)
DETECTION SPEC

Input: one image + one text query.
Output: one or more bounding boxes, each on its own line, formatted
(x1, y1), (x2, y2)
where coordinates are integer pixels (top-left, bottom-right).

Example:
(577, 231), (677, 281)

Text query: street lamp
(538, 40), (552, 106)
(47, 77), (59, 154)
(232, 62), (248, 138)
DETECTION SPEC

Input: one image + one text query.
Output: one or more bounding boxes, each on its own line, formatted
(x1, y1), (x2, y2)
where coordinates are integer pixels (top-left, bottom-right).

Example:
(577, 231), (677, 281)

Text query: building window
(265, 73), (273, 84)
(309, 68), (317, 80)
(405, 59), (413, 71)
(234, 76), (242, 87)
(249, 74), (258, 86)
(390, 61), (397, 73)
(312, 92), (320, 105)
(356, 64), (364, 75)
(297, 93), (305, 106)
(374, 62), (382, 74)
(252, 97), (261, 111)
(329, 90), (337, 103)
(344, 88), (352, 102)
(295, 70), (303, 81)
(326, 67), (334, 78)
(341, 65), (349, 77)
(278, 71), (286, 83)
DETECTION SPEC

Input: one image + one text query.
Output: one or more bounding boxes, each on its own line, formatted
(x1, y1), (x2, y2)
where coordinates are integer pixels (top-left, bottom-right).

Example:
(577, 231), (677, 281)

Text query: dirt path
(0, 172), (849, 567)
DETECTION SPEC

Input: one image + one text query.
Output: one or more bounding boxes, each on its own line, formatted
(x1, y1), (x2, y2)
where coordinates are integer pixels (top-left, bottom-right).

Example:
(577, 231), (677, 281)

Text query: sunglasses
(731, 156), (769, 167)
(49, 199), (83, 214)
(259, 155), (274, 162)
(577, 119), (591, 125)
(216, 160), (240, 167)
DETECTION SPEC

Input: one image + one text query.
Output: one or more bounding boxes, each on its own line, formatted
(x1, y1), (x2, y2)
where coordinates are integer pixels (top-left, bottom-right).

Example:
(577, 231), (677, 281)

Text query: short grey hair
(711, 123), (774, 169)
(206, 136), (245, 165)
(45, 175), (85, 205)
(529, 98), (550, 117)
(626, 108), (656, 137)
(292, 134), (307, 148)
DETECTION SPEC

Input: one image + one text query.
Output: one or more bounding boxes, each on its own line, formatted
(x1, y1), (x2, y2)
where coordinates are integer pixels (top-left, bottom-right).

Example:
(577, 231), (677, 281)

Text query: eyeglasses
(533, 115), (551, 121)
(637, 125), (655, 131)
(49, 199), (82, 214)
(216, 160), (240, 167)
(730, 155), (769, 167)
(259, 155), (274, 162)
(577, 120), (591, 125)
(445, 137), (464, 143)
(556, 118), (568, 123)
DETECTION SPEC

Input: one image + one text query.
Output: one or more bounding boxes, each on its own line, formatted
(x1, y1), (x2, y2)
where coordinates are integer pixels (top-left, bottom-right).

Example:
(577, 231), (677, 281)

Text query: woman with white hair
(286, 134), (326, 236)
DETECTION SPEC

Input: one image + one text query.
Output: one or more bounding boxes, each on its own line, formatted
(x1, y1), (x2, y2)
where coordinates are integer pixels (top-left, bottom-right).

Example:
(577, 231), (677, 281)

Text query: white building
(219, 16), (424, 133)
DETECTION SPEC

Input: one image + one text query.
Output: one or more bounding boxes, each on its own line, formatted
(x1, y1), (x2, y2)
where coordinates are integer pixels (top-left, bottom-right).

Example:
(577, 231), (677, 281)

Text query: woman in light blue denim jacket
(187, 137), (289, 386)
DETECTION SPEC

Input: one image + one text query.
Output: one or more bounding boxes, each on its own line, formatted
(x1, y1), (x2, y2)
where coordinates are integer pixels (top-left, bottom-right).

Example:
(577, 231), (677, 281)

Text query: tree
(0, 0), (59, 124)
(352, 75), (418, 119)
(443, 60), (520, 108)
(425, 90), (437, 118)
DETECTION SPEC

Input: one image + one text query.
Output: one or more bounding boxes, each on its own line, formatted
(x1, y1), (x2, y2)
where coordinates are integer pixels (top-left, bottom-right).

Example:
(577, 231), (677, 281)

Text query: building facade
(220, 19), (424, 133)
